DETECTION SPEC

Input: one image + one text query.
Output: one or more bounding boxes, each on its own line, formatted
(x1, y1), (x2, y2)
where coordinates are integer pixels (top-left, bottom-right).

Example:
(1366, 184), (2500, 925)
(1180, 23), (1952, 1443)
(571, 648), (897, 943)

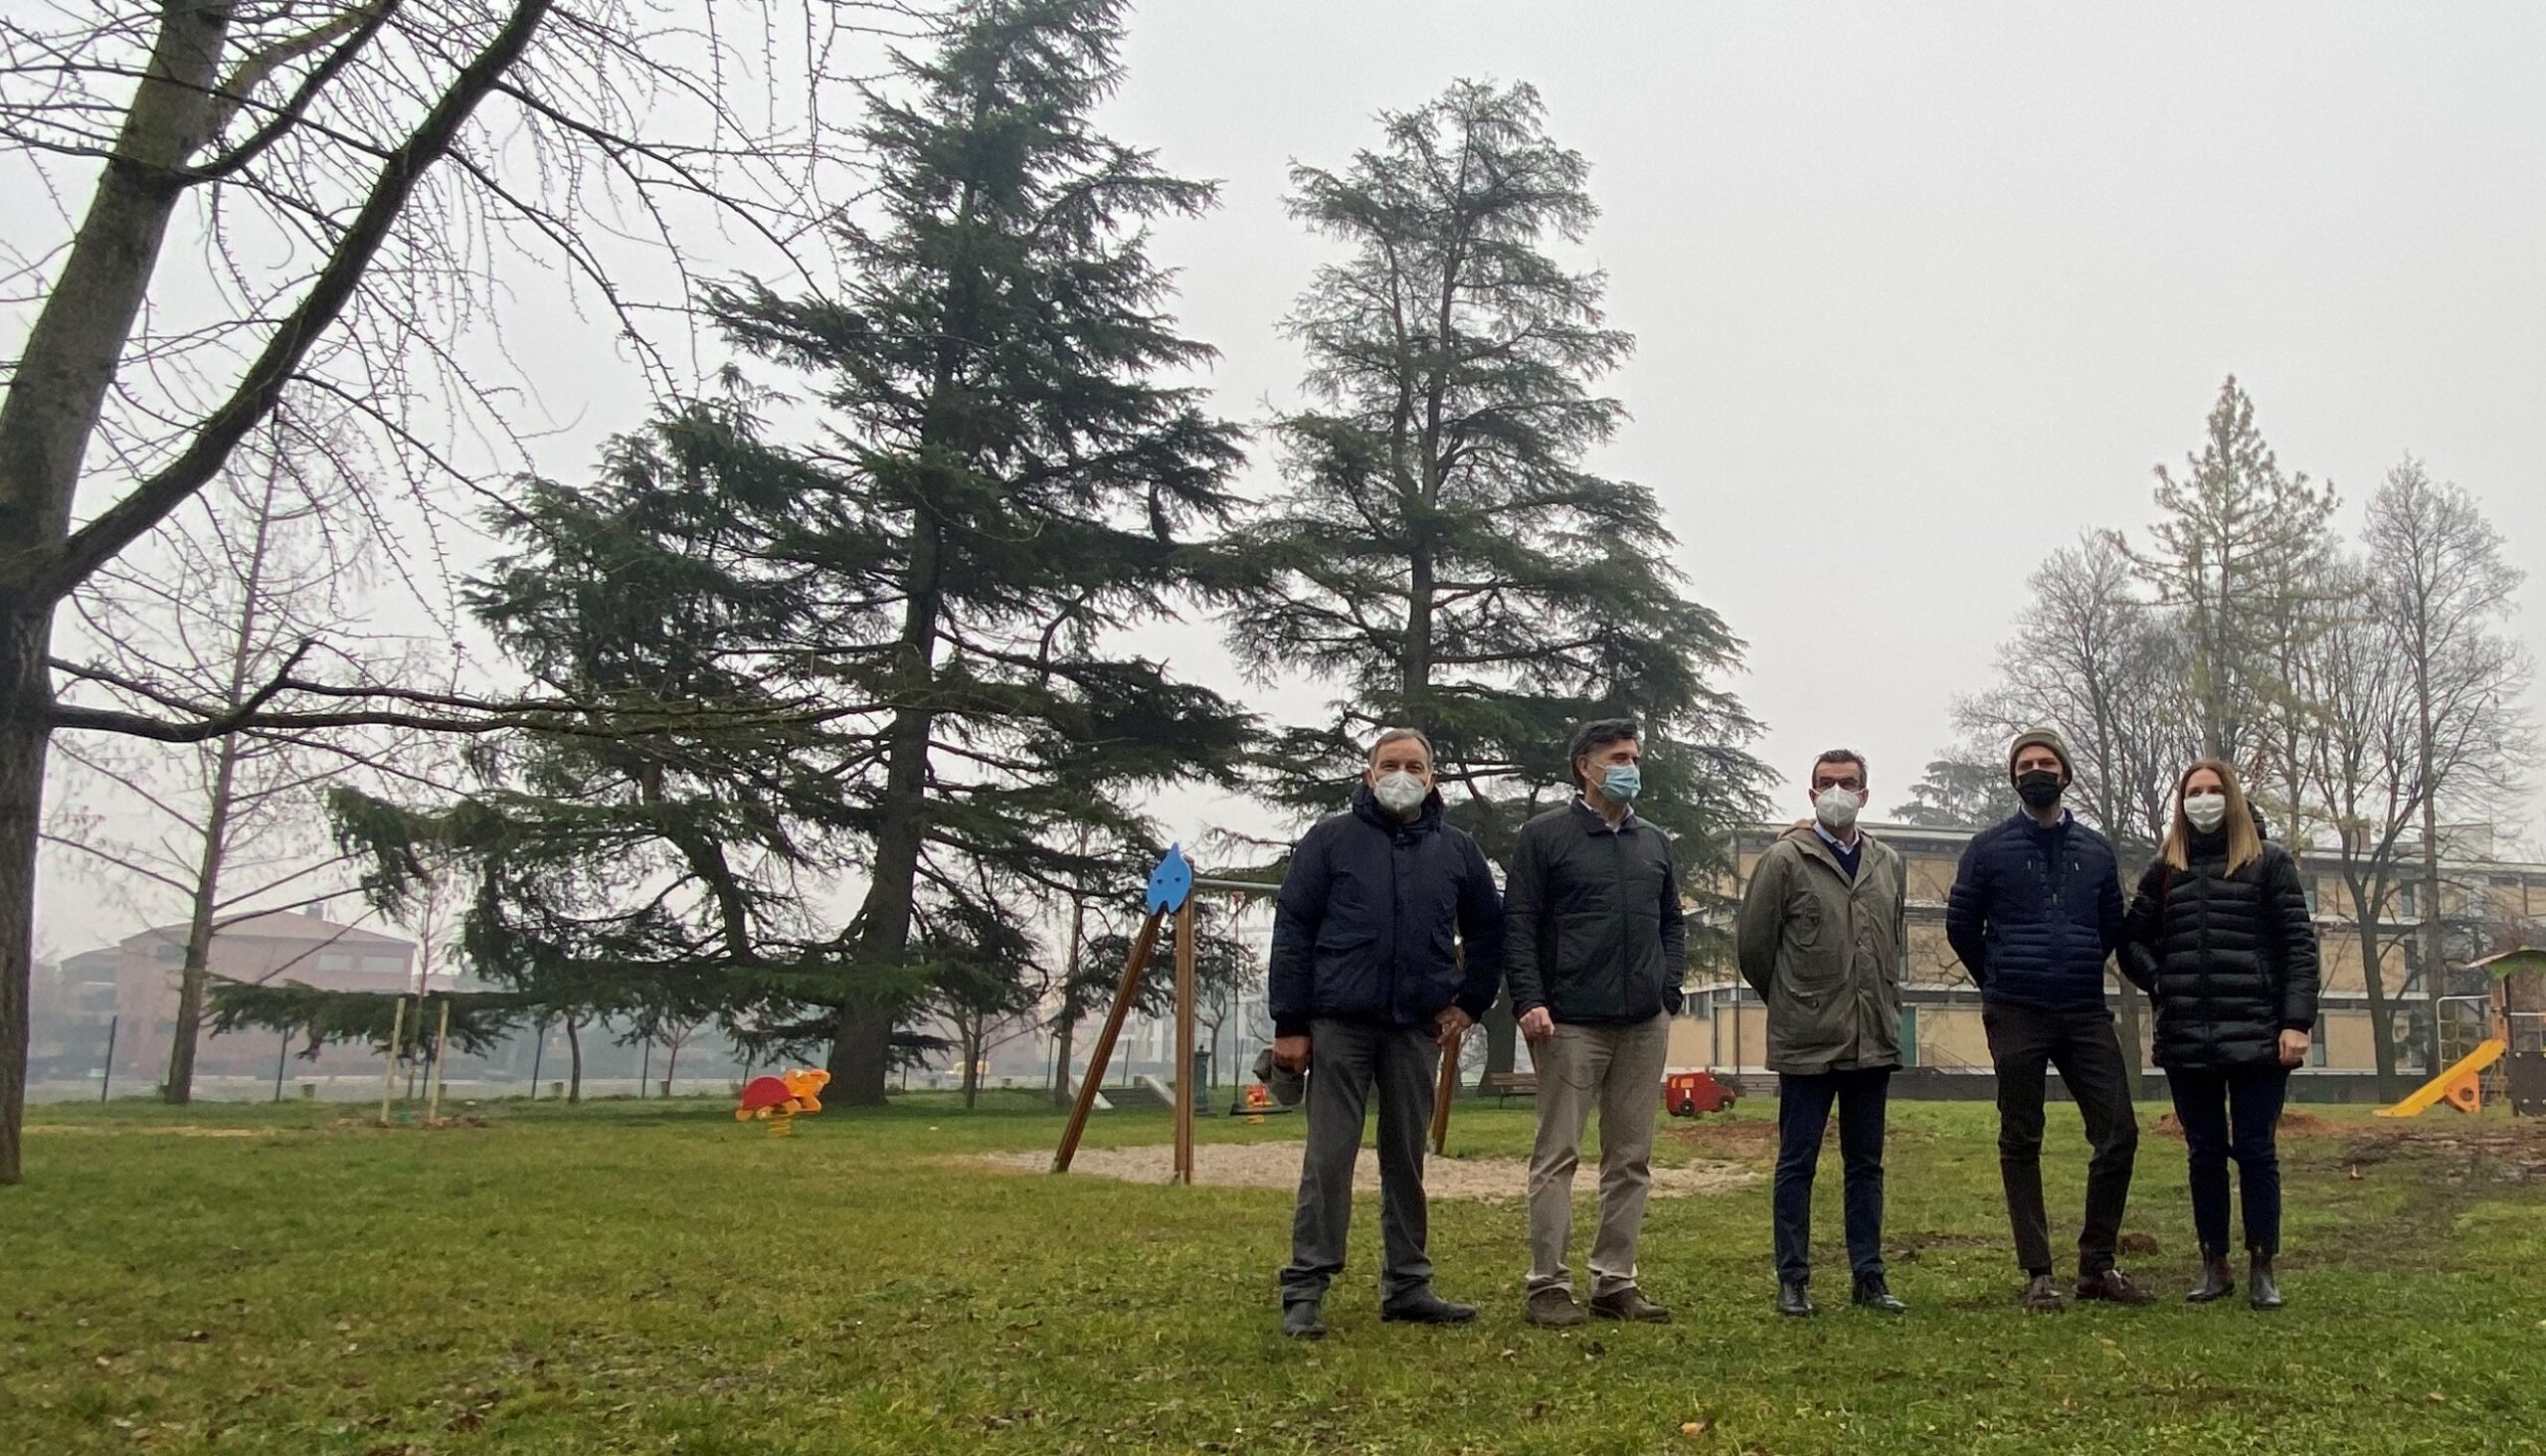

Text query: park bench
(1482, 1070), (1538, 1105)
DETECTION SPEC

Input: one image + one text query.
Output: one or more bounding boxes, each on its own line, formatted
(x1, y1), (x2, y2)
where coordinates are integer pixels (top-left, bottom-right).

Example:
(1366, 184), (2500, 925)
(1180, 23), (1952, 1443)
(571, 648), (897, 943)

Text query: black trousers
(1772, 1067), (1892, 1284)
(1983, 1001), (2139, 1277)
(2167, 1064), (2289, 1256)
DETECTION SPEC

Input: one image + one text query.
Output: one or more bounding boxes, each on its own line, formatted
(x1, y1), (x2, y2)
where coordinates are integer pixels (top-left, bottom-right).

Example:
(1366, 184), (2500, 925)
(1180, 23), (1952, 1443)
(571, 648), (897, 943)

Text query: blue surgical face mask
(1597, 763), (1642, 804)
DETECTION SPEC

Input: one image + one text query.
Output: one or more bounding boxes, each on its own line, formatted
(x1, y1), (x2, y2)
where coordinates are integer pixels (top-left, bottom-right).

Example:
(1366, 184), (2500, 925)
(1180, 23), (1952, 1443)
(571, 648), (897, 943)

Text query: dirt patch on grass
(2338, 1120), (2546, 1184)
(2151, 1109), (2343, 1140)
(1660, 1118), (1782, 1155)
(967, 1143), (1757, 1199)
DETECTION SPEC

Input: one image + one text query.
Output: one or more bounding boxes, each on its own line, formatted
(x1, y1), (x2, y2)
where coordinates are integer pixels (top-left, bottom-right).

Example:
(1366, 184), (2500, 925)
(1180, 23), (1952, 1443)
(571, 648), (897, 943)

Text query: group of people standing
(1263, 719), (2321, 1340)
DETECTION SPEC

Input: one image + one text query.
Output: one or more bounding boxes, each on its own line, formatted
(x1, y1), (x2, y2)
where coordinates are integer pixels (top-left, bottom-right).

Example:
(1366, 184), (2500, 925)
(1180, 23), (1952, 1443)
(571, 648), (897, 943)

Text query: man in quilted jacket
(1945, 727), (2154, 1313)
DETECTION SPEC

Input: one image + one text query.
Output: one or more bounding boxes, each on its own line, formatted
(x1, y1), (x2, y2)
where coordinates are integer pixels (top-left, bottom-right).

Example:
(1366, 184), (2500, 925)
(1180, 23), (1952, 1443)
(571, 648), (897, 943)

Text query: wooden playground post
(1430, 1025), (1462, 1155)
(378, 997), (408, 1124)
(1052, 908), (1165, 1173)
(1173, 897), (1197, 1185)
(426, 998), (453, 1124)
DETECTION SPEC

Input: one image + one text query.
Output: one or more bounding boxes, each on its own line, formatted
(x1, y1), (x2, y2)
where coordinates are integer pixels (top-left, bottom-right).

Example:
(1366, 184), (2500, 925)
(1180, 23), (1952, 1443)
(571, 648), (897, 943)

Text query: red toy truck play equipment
(1663, 1070), (1738, 1118)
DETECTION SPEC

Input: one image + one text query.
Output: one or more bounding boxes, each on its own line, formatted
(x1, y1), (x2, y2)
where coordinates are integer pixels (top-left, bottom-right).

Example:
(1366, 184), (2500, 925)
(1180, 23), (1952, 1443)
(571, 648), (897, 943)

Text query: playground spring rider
(737, 1068), (829, 1136)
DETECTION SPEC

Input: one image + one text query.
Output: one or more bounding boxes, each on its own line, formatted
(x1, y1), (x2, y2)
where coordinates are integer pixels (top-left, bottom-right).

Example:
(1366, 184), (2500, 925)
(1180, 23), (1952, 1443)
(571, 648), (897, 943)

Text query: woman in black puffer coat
(2120, 759), (2319, 1311)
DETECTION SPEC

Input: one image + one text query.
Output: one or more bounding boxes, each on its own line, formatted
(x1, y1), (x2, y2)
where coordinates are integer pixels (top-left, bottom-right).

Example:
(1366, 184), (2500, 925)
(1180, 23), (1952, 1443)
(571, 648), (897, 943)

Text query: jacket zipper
(1384, 829), (1402, 1020)
(1611, 831), (1630, 1018)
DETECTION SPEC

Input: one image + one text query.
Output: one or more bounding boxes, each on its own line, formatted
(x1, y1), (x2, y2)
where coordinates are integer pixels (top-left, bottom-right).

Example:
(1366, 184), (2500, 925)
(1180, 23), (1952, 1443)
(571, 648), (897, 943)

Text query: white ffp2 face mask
(1372, 771), (1428, 816)
(1814, 786), (1861, 832)
(2184, 792), (2228, 833)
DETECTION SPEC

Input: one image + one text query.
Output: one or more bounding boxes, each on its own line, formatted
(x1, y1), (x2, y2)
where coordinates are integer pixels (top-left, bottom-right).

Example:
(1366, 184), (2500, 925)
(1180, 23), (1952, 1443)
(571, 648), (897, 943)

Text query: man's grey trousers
(1278, 1017), (1440, 1306)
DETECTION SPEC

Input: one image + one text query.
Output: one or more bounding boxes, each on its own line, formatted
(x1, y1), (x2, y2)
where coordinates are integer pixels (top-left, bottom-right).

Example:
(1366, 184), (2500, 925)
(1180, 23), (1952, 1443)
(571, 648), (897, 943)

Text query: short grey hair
(1367, 726), (1434, 763)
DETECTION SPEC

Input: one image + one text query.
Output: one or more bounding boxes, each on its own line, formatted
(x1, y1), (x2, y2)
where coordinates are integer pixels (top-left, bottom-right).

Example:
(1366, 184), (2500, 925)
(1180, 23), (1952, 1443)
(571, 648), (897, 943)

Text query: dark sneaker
(2076, 1268), (2157, 1305)
(1776, 1280), (1816, 1318)
(2023, 1274), (2068, 1314)
(1281, 1299), (1326, 1341)
(1524, 1287), (1587, 1328)
(1851, 1275), (1907, 1314)
(1589, 1287), (1672, 1324)
(1380, 1290), (1477, 1325)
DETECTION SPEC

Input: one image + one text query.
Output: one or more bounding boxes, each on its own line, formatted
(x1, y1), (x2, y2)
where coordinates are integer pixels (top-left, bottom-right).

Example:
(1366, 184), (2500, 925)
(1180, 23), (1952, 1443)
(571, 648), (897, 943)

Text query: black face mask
(2016, 771), (2065, 811)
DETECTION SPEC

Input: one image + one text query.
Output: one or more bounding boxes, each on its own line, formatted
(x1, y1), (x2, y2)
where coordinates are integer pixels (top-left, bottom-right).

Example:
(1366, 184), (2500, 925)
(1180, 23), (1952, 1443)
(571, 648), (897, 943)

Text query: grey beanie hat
(2008, 726), (2074, 781)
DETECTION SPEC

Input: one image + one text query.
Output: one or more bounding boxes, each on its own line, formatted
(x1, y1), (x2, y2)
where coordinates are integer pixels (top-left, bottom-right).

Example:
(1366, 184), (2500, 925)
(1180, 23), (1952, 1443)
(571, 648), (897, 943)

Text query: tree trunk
(161, 734), (240, 1106)
(829, 1002), (895, 1107)
(831, 137), (989, 1104)
(565, 1014), (584, 1104)
(961, 1019), (982, 1109)
(163, 466), (278, 1104)
(2358, 919), (2403, 1101)
(2417, 775), (2449, 1075)
(0, 599), (55, 1184)
(830, 507), (943, 1105)
(1051, 1013), (1076, 1108)
(0, 0), (234, 1191)
(1052, 895), (1086, 1106)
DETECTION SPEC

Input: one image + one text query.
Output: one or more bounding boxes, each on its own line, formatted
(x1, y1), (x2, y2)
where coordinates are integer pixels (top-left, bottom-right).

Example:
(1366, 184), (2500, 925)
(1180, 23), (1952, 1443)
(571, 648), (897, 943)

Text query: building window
(316, 951), (355, 974)
(361, 954), (405, 978)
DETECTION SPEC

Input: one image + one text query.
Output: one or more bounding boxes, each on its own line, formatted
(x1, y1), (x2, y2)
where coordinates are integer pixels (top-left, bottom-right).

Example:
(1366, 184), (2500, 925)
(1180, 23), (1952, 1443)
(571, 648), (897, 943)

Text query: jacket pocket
(1782, 894), (1845, 992)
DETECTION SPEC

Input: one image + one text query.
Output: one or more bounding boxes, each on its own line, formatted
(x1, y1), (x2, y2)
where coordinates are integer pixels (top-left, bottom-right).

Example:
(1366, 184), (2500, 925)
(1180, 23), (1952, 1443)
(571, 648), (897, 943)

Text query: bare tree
(2363, 459), (2536, 1071)
(0, 1), (921, 1182)
(43, 404), (439, 1102)
(2294, 560), (2429, 1096)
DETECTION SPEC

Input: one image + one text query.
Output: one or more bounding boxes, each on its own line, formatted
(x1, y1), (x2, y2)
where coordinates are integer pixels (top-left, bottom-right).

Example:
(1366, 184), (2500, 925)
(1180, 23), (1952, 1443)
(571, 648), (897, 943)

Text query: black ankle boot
(2187, 1249), (2235, 1305)
(2248, 1253), (2282, 1311)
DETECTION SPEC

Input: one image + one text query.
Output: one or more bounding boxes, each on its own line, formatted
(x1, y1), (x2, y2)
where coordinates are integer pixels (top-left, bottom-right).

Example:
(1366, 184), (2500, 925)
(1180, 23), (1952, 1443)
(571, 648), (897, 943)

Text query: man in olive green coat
(1736, 749), (1909, 1318)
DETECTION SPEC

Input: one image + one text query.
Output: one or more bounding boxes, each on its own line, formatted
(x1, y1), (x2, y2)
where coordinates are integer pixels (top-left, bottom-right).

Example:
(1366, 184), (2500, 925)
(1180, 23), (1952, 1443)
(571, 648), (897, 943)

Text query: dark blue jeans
(2166, 1064), (2289, 1256)
(1773, 1067), (1892, 1284)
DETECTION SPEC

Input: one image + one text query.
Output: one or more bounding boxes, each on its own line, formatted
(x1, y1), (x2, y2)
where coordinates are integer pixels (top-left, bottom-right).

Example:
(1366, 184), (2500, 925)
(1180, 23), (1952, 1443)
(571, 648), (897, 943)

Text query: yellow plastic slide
(2373, 1037), (2505, 1117)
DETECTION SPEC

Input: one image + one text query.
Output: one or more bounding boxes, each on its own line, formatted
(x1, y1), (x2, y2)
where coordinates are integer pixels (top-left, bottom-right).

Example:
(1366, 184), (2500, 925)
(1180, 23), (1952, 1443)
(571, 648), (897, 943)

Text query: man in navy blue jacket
(1269, 728), (1505, 1340)
(1945, 726), (2154, 1313)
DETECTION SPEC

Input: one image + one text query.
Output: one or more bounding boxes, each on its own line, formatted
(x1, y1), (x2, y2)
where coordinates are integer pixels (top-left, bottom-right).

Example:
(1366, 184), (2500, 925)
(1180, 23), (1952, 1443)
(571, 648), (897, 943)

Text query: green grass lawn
(5, 1089), (2544, 1454)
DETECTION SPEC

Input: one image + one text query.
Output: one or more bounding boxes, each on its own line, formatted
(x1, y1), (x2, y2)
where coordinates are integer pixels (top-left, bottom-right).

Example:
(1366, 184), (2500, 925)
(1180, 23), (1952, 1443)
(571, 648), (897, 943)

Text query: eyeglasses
(1811, 777), (1865, 793)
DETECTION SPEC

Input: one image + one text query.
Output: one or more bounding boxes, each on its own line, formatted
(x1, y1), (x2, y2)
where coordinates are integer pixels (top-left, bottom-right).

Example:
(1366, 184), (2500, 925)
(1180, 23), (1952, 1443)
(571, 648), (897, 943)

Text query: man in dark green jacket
(1508, 718), (1686, 1328)
(1736, 750), (1908, 1318)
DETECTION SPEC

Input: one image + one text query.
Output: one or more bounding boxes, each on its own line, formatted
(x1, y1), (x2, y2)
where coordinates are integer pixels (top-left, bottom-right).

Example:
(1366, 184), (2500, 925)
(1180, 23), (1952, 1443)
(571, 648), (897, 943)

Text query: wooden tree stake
(378, 997), (407, 1125)
(1173, 897), (1197, 1185)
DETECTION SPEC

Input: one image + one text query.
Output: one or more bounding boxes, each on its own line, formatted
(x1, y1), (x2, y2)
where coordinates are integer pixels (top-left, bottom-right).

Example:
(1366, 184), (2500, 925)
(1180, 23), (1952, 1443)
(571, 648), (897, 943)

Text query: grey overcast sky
(1103, 0), (2546, 843)
(28, 0), (2546, 955)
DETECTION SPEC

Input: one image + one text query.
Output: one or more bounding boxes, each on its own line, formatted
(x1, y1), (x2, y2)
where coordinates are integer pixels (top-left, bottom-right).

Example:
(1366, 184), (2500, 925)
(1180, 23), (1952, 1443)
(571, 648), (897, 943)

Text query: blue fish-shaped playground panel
(1145, 843), (1193, 914)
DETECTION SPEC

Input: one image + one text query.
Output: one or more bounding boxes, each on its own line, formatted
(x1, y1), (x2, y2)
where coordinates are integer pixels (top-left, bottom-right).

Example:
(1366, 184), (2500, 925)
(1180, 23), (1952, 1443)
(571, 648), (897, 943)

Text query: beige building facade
(1678, 820), (2546, 1098)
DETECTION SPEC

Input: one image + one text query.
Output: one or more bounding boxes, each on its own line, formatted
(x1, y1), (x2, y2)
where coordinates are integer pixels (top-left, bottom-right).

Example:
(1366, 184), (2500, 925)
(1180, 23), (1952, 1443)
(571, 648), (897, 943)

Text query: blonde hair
(2161, 758), (2262, 875)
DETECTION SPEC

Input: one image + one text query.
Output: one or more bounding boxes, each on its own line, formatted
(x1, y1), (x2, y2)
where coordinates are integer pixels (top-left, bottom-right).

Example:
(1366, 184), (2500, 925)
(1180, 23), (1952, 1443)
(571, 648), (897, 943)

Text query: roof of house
(119, 910), (414, 953)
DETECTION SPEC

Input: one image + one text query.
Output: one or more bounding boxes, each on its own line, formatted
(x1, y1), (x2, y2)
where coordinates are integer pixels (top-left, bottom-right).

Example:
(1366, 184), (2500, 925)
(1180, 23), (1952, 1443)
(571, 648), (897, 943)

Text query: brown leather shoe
(2023, 1274), (2068, 1314)
(2076, 1268), (2158, 1305)
(1589, 1287), (1672, 1324)
(1524, 1287), (1587, 1328)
